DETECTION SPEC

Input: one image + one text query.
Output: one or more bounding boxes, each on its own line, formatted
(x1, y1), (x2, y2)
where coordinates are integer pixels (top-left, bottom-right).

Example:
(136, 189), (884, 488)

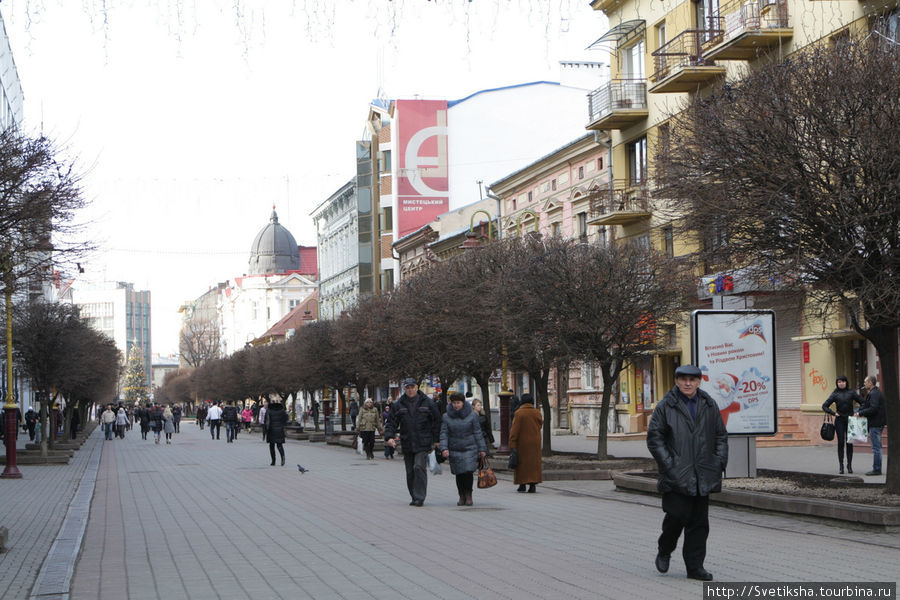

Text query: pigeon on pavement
(297, 464), (309, 474)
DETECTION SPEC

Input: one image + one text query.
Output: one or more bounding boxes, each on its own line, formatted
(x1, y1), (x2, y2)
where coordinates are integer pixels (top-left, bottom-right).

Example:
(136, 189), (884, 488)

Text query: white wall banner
(691, 310), (777, 435)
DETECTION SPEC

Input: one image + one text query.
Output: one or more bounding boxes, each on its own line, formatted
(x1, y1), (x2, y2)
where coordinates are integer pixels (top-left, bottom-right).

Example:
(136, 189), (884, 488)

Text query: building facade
(311, 180), (359, 320)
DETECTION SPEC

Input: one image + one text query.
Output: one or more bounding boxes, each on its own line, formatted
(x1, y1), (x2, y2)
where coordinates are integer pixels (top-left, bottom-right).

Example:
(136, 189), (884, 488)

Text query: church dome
(248, 208), (301, 275)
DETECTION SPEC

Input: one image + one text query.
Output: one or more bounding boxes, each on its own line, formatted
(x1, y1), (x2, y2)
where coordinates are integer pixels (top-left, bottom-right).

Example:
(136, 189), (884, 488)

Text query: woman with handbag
(356, 398), (384, 460)
(821, 375), (860, 474)
(440, 392), (487, 506)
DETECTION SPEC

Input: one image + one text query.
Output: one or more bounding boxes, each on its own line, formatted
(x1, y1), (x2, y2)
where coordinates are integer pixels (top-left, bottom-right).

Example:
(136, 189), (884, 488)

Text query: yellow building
(585, 0), (894, 439)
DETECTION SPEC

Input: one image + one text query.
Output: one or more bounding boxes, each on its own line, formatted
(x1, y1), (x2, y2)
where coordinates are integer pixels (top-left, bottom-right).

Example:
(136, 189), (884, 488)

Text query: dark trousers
(360, 430), (375, 456)
(658, 492), (710, 572)
(209, 420), (221, 439)
(455, 472), (474, 495)
(403, 450), (430, 502)
(834, 416), (854, 467)
(269, 442), (284, 464)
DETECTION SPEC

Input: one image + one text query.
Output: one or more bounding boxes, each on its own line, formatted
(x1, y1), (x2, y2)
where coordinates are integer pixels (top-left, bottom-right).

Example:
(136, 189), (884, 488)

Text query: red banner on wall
(396, 100), (449, 238)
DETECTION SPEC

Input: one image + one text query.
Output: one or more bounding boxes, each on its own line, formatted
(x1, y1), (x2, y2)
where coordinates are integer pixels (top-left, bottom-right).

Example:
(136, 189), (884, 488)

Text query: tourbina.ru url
(704, 583), (896, 599)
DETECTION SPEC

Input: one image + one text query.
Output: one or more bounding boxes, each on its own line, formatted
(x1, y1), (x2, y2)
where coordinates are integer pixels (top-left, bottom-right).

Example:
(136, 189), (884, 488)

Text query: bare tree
(179, 319), (221, 367)
(655, 37), (900, 491)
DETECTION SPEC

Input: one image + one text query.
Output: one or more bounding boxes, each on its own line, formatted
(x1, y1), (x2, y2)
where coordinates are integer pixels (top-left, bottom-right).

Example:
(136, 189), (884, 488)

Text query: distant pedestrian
(857, 375), (886, 476)
(172, 404), (182, 433)
(115, 407), (129, 439)
(207, 402), (223, 440)
(163, 406), (175, 444)
(384, 378), (441, 507)
(382, 400), (395, 459)
(258, 401), (268, 442)
(196, 404), (207, 430)
(821, 375), (860, 474)
(24, 407), (37, 441)
(440, 391), (487, 506)
(222, 401), (239, 443)
(647, 364), (727, 582)
(356, 399), (384, 460)
(241, 406), (253, 433)
(509, 393), (542, 494)
(70, 406), (81, 439)
(136, 404), (150, 440)
(101, 405), (116, 440)
(472, 399), (494, 454)
(149, 403), (164, 444)
(349, 398), (360, 431)
(264, 401), (288, 466)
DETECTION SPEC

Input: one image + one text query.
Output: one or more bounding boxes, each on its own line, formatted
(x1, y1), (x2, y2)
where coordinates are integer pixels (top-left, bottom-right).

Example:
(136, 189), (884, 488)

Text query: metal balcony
(650, 30), (727, 93)
(586, 180), (653, 226)
(703, 0), (792, 60)
(586, 79), (649, 131)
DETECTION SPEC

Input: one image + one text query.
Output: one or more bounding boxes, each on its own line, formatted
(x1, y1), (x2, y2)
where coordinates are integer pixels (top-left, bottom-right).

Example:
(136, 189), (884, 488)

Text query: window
(512, 197), (517, 211)
(597, 157), (604, 171)
(583, 361), (596, 389)
(551, 179), (557, 191)
(663, 226), (674, 257)
(598, 226), (607, 246)
(622, 40), (645, 79)
(378, 150), (392, 173)
(578, 166), (585, 179)
(577, 212), (588, 240)
(551, 222), (561, 237)
(627, 136), (648, 185)
(381, 207), (393, 232)
(696, 0), (719, 41)
(289, 299), (300, 309)
(527, 191), (533, 203)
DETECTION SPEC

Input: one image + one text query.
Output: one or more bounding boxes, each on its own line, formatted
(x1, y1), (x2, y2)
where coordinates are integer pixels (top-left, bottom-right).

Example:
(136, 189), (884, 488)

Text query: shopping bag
(428, 450), (442, 475)
(477, 456), (497, 489)
(356, 435), (365, 455)
(847, 416), (868, 444)
(820, 416), (835, 441)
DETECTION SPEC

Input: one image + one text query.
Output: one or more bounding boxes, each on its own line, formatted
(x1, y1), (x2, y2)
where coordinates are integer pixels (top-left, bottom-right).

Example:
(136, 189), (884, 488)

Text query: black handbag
(820, 415), (835, 441)
(507, 448), (518, 469)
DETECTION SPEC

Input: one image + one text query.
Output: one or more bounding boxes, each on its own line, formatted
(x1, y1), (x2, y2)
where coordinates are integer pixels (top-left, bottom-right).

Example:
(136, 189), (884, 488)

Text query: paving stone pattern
(3, 426), (898, 600)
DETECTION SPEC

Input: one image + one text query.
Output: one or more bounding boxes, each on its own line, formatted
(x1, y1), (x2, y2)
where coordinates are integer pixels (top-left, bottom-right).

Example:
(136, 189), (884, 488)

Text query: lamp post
(2, 265), (22, 478)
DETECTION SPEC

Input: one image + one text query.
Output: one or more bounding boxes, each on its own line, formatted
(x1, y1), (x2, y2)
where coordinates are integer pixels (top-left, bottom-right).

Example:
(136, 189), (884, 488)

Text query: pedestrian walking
(821, 375), (860, 473)
(136, 404), (150, 440)
(264, 401), (288, 466)
(24, 407), (37, 441)
(509, 393), (542, 494)
(101, 405), (116, 440)
(382, 400), (395, 459)
(222, 400), (239, 443)
(440, 391), (487, 506)
(384, 378), (442, 507)
(349, 398), (360, 431)
(162, 406), (175, 444)
(241, 405), (253, 434)
(196, 404), (207, 430)
(356, 399), (384, 460)
(172, 404), (182, 433)
(472, 399), (494, 454)
(115, 407), (129, 439)
(258, 401), (268, 442)
(207, 402), (223, 440)
(646, 364), (728, 582)
(149, 403), (164, 444)
(858, 375), (887, 476)
(70, 406), (81, 439)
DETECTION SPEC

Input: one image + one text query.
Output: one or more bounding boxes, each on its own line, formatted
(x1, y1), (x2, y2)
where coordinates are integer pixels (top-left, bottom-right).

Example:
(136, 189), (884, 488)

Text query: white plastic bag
(428, 450), (442, 475)
(847, 416), (868, 444)
(356, 436), (365, 455)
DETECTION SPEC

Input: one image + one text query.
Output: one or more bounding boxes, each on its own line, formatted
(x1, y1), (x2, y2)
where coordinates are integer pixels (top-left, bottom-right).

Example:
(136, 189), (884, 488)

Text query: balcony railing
(650, 30), (727, 93)
(704, 0), (792, 60)
(586, 180), (653, 226)
(586, 79), (649, 130)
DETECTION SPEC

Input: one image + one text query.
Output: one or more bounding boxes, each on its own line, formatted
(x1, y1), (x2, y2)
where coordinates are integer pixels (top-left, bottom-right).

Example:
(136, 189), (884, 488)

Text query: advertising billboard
(396, 99), (449, 237)
(692, 310), (777, 435)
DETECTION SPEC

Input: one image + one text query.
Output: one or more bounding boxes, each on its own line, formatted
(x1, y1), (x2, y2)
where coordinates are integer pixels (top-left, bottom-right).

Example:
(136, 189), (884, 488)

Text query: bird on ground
(297, 464), (309, 474)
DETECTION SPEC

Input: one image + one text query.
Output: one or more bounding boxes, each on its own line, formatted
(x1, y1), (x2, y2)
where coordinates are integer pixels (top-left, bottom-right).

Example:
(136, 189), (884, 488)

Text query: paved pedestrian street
(2, 426), (898, 600)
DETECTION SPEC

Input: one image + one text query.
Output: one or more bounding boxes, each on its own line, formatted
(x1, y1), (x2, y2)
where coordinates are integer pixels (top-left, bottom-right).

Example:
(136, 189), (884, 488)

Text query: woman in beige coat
(509, 393), (543, 493)
(356, 399), (384, 460)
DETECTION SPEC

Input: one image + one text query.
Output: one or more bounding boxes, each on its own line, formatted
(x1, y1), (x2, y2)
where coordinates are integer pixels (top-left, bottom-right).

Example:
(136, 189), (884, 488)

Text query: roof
(248, 208), (301, 275)
(447, 81), (561, 108)
(298, 246), (318, 278)
(251, 290), (319, 345)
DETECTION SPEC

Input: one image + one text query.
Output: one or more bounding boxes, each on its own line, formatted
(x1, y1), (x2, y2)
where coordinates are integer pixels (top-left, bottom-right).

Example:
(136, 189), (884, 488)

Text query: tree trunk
(530, 368), (553, 457)
(863, 325), (899, 494)
(473, 371), (493, 431)
(338, 388), (347, 431)
(596, 359), (622, 460)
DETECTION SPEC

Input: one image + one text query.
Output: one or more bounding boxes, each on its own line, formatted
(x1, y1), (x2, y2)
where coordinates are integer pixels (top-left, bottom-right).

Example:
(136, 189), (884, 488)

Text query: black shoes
(848, 465), (853, 474)
(517, 485), (526, 493)
(528, 484), (536, 493)
(839, 465), (844, 474)
(281, 457), (285, 466)
(687, 568), (714, 581)
(409, 500), (424, 507)
(865, 470), (883, 476)
(655, 554), (670, 573)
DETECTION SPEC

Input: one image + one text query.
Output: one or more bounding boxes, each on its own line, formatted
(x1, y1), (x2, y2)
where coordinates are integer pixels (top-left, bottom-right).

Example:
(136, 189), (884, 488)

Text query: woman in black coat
(264, 402), (288, 466)
(821, 375), (860, 474)
(472, 399), (494, 454)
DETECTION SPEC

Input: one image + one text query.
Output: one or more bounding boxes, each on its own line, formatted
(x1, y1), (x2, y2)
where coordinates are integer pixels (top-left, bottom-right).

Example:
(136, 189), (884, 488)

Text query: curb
(612, 471), (900, 529)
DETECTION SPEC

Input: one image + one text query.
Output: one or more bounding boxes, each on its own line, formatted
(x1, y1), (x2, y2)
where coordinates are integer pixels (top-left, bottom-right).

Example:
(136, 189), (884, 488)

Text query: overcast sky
(2, 0), (606, 355)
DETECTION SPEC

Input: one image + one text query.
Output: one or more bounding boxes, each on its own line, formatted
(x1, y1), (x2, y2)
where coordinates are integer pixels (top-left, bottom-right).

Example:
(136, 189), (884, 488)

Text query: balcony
(703, 0), (792, 61)
(650, 30), (727, 93)
(586, 180), (653, 226)
(586, 79), (649, 131)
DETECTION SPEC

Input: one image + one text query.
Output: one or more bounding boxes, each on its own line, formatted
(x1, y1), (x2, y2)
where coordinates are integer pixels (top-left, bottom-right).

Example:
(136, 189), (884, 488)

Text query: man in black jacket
(858, 375), (887, 476)
(647, 364), (728, 582)
(222, 401), (239, 443)
(385, 378), (441, 507)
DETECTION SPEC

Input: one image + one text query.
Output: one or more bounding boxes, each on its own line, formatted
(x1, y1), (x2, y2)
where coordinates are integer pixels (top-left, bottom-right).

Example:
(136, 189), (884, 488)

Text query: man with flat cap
(647, 364), (728, 581)
(384, 378), (442, 506)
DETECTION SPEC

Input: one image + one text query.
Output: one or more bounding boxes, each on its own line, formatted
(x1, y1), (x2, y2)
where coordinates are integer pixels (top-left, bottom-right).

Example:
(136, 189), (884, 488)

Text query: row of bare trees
(161, 236), (691, 457)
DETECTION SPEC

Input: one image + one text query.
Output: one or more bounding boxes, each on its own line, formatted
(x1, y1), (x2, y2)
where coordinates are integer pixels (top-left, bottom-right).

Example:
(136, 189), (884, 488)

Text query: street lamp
(1, 263), (22, 478)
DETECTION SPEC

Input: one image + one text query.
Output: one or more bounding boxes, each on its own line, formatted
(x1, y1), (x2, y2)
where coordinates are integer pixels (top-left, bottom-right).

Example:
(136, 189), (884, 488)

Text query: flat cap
(674, 364), (703, 378)
(401, 378), (417, 387)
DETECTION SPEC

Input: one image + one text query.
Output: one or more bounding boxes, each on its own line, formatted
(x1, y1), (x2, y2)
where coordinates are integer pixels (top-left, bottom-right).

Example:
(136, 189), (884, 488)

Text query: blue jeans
(869, 426), (883, 472)
(104, 422), (114, 440)
(225, 421), (236, 442)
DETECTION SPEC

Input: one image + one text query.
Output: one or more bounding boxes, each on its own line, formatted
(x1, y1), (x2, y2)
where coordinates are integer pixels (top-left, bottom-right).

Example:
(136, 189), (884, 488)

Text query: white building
(311, 179), (359, 319)
(217, 209), (318, 356)
(72, 281), (152, 391)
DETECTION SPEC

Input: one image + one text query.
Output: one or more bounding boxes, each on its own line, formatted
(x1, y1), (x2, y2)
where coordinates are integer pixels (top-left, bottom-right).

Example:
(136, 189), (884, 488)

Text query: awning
(587, 20), (646, 50)
(791, 330), (863, 342)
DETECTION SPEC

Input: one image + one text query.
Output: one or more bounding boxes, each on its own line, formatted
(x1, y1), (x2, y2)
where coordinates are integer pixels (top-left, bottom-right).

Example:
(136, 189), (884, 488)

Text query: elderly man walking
(647, 364), (728, 582)
(384, 378), (441, 507)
